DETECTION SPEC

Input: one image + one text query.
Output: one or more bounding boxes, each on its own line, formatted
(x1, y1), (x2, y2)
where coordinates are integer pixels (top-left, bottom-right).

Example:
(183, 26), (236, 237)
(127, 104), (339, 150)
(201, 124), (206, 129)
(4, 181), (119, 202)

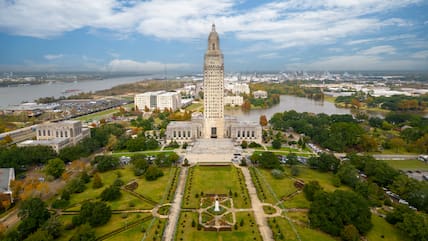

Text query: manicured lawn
(283, 192), (310, 209)
(175, 211), (262, 241)
(366, 215), (411, 241)
(134, 167), (178, 203)
(285, 167), (349, 192)
(74, 108), (119, 121)
(183, 165), (250, 209)
(268, 217), (336, 241)
(185, 102), (203, 112)
(111, 150), (172, 157)
(384, 159), (428, 171)
(258, 168), (297, 199)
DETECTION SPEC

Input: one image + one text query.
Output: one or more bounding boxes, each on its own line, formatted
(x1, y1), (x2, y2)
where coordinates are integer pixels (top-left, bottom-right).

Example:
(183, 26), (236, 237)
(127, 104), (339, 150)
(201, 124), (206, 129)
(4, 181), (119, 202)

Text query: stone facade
(18, 120), (90, 152)
(134, 91), (181, 111)
(203, 24), (225, 138)
(224, 95), (244, 107)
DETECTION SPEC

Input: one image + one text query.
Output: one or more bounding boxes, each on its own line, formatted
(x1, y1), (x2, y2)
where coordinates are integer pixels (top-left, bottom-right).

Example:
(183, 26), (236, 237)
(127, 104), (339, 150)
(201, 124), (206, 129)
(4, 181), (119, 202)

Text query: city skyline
(0, 0), (427, 72)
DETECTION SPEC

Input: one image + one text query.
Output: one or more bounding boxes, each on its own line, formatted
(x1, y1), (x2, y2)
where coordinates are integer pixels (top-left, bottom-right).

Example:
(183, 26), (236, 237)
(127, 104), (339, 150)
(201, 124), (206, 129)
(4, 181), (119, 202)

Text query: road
(240, 166), (273, 241)
(162, 166), (187, 241)
(335, 153), (419, 160)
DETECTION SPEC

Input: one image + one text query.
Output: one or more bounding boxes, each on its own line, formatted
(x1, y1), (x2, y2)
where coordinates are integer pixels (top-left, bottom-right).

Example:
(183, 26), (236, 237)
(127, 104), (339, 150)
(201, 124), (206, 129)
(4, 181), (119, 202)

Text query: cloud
(359, 45), (396, 55)
(258, 53), (281, 59)
(411, 50), (428, 59)
(0, 0), (422, 48)
(106, 59), (193, 72)
(44, 54), (63, 60)
(288, 54), (428, 71)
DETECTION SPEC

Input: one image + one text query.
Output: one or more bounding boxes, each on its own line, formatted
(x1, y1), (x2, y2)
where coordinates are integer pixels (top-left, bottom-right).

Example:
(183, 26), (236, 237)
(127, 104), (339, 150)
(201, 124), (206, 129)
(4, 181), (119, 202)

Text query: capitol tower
(203, 24), (225, 138)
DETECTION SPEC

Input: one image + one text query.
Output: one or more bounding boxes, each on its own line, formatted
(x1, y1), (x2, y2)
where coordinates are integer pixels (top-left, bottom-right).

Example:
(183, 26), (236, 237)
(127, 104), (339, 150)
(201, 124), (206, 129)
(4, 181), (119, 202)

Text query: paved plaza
(185, 139), (240, 164)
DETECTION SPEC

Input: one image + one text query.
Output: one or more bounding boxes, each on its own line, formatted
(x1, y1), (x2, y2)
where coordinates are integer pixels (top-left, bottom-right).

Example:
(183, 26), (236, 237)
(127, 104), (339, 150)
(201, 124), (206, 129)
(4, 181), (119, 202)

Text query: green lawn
(175, 211), (262, 241)
(185, 102), (203, 112)
(366, 215), (411, 241)
(74, 108), (119, 121)
(134, 167), (178, 203)
(384, 159), (428, 171)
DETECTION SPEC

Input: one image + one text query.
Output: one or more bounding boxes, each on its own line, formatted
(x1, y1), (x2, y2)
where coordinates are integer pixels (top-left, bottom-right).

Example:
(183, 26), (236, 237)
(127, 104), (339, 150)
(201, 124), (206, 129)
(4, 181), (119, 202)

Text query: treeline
(250, 82), (324, 100)
(336, 93), (428, 111)
(270, 111), (365, 152)
(269, 110), (428, 153)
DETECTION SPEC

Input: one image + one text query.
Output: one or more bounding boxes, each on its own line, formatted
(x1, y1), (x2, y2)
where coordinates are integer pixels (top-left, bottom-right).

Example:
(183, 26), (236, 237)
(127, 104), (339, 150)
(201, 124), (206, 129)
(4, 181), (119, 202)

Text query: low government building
(17, 120), (90, 152)
(224, 95), (244, 107)
(134, 91), (181, 112)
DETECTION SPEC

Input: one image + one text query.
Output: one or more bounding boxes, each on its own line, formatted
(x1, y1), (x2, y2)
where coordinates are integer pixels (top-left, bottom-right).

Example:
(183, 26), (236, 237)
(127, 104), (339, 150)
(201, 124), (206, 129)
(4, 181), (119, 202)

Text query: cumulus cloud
(0, 0), (421, 47)
(44, 54), (63, 60)
(106, 59), (193, 72)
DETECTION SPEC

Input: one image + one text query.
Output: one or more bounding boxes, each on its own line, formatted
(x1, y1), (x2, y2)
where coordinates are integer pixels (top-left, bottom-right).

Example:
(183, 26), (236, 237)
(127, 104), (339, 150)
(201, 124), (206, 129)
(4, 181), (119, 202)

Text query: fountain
(214, 199), (220, 212)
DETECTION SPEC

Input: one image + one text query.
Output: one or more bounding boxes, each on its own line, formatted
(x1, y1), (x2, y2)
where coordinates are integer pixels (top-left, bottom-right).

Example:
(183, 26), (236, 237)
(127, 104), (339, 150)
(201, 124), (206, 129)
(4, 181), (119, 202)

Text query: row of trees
(336, 93), (428, 111)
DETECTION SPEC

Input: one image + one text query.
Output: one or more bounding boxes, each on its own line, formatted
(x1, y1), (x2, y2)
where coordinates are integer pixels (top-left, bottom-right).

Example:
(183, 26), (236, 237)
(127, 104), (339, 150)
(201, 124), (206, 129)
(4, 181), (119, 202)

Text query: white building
(224, 96), (244, 107)
(0, 168), (15, 203)
(17, 120), (90, 152)
(253, 90), (268, 99)
(134, 91), (181, 111)
(225, 83), (250, 95)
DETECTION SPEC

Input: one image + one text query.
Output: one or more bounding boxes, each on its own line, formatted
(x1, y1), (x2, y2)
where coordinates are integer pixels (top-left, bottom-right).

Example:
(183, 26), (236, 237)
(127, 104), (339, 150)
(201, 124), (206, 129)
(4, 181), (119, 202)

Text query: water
(0, 75), (152, 108)
(226, 95), (352, 122)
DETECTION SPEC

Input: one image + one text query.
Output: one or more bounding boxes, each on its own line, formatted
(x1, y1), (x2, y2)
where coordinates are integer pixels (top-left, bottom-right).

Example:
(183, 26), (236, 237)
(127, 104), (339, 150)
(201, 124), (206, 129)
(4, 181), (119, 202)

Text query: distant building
(134, 91), (181, 111)
(253, 90), (268, 99)
(224, 96), (243, 107)
(17, 120), (90, 152)
(0, 125), (37, 144)
(225, 83), (250, 95)
(0, 168), (15, 203)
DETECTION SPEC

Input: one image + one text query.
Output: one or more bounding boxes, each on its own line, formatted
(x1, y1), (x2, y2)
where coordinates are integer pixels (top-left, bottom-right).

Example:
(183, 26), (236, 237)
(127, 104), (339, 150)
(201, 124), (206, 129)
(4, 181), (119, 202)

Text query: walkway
(163, 166), (188, 241)
(240, 166), (274, 241)
(185, 139), (236, 163)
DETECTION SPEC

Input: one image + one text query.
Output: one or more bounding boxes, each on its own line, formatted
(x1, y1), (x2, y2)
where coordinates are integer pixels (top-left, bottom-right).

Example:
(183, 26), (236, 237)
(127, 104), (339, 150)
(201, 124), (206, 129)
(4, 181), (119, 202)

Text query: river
(0, 75), (153, 108)
(226, 95), (352, 122)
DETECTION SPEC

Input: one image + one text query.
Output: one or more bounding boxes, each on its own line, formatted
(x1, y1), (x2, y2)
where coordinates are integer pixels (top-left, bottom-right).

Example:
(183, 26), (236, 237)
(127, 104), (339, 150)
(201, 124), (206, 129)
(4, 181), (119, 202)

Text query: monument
(214, 199), (220, 212)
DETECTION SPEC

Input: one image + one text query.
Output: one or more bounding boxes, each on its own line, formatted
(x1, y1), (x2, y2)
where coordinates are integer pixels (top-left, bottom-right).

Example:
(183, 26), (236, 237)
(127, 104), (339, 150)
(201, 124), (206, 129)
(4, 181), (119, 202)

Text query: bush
(94, 155), (119, 172)
(100, 185), (121, 201)
(272, 139), (281, 149)
(248, 142), (261, 148)
(271, 169), (285, 179)
(291, 165), (300, 176)
(145, 166), (164, 181)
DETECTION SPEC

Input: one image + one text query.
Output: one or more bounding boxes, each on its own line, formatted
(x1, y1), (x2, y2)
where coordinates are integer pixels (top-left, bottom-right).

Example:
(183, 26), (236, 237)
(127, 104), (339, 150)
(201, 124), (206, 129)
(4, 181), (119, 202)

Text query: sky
(0, 0), (427, 73)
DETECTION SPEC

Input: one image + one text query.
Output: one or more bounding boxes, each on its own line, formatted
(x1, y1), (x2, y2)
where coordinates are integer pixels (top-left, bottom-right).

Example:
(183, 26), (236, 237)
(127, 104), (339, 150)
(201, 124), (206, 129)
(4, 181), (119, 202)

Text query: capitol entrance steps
(185, 138), (239, 163)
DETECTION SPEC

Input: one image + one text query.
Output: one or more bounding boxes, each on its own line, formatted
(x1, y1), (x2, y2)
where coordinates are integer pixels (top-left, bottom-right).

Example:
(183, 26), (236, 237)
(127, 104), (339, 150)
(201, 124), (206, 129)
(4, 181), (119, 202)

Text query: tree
(145, 166), (164, 181)
(41, 216), (62, 239)
(131, 154), (149, 176)
(336, 163), (359, 188)
(70, 223), (96, 241)
(286, 153), (298, 166)
(259, 115), (268, 126)
(100, 185), (121, 201)
(23, 229), (53, 241)
(44, 158), (66, 179)
(303, 181), (323, 201)
(271, 139), (281, 149)
(92, 173), (103, 189)
(241, 140), (248, 149)
(18, 198), (50, 239)
(309, 190), (372, 236)
(105, 134), (118, 151)
(340, 224), (360, 241)
(94, 155), (119, 172)
(77, 201), (111, 227)
(258, 152), (281, 169)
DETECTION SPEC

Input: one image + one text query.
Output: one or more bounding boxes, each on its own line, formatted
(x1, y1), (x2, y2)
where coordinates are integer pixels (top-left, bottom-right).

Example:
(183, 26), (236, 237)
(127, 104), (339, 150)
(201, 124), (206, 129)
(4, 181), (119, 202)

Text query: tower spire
(212, 23), (216, 32)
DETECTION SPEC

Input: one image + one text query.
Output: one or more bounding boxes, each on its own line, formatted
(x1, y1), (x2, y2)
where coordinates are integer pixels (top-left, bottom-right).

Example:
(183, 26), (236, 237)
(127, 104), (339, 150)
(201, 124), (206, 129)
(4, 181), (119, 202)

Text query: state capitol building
(165, 24), (261, 143)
